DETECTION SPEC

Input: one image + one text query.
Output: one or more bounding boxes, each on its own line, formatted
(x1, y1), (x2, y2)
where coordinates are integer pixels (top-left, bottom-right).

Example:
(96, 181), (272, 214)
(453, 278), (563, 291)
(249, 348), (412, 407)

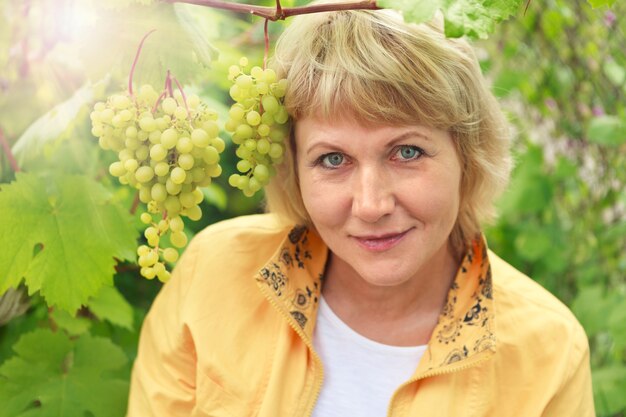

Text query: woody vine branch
(166, 0), (380, 20)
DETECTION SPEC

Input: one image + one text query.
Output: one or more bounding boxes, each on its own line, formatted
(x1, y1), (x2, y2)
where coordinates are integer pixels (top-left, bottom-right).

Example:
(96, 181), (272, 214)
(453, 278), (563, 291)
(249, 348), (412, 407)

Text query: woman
(127, 8), (595, 417)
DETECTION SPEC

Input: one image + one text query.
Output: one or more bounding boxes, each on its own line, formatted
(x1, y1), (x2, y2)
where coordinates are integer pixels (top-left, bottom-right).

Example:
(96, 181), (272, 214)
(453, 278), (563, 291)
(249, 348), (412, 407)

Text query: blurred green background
(0, 0), (624, 415)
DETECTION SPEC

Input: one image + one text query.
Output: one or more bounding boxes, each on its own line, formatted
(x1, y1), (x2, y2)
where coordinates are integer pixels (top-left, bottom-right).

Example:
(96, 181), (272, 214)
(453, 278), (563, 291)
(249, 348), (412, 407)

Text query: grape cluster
(90, 85), (225, 281)
(225, 58), (288, 197)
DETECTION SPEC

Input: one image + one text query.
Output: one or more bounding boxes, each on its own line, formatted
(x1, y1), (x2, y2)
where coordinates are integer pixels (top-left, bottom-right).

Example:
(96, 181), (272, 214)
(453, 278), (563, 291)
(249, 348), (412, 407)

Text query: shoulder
(489, 250), (588, 355)
(169, 214), (295, 312)
(190, 213), (294, 253)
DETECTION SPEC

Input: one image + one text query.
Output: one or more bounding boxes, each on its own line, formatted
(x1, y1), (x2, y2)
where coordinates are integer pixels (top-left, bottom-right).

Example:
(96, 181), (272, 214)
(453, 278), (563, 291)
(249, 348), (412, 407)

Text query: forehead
(295, 114), (434, 142)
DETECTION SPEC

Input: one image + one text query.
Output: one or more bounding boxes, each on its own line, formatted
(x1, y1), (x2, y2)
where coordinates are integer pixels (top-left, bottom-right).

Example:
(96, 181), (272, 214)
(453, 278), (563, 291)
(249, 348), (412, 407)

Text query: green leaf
(592, 365), (626, 416)
(378, 0), (523, 38)
(0, 172), (137, 312)
(78, 2), (218, 87)
(571, 285), (617, 337)
(202, 183), (228, 212)
(50, 308), (92, 336)
(0, 329), (128, 417)
(441, 0), (524, 39)
(88, 285), (134, 330)
(11, 80), (107, 169)
(603, 59), (626, 86)
(587, 0), (617, 8)
(514, 225), (553, 262)
(587, 116), (626, 147)
(377, 0), (442, 23)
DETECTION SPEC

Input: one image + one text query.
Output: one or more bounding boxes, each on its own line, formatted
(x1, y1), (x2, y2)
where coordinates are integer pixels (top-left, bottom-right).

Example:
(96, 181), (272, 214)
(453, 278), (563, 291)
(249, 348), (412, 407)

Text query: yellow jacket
(128, 214), (595, 416)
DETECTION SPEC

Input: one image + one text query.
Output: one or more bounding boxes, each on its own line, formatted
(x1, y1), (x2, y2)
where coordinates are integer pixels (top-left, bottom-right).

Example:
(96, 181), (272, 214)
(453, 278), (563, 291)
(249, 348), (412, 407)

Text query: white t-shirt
(311, 297), (427, 417)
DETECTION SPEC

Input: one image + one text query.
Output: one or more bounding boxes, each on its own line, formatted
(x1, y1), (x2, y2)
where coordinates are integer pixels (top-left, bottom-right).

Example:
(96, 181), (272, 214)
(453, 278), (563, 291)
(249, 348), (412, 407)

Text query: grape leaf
(0, 329), (128, 417)
(588, 0), (617, 8)
(587, 116), (626, 146)
(11, 80), (108, 169)
(88, 285), (134, 330)
(378, 0), (442, 23)
(381, 0), (523, 38)
(77, 1), (218, 87)
(50, 308), (92, 336)
(0, 172), (137, 312)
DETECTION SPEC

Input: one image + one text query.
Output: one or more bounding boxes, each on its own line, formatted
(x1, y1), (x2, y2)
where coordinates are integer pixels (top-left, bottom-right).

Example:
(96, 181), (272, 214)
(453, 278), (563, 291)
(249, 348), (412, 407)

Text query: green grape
(254, 164), (270, 182)
(269, 143), (284, 159)
(140, 213), (152, 224)
(187, 94), (200, 109)
(157, 270), (170, 282)
(186, 205), (202, 221)
(229, 105), (245, 121)
(178, 153), (195, 170)
(207, 164), (222, 178)
(191, 129), (210, 147)
(174, 106), (188, 120)
(137, 245), (150, 256)
(176, 137), (193, 154)
(161, 128), (178, 149)
(109, 161), (126, 177)
(237, 159), (252, 173)
(261, 96), (279, 114)
(162, 97), (177, 115)
(151, 183), (167, 202)
(140, 267), (156, 279)
(163, 248), (179, 263)
(166, 178), (182, 195)
(203, 147), (220, 165)
(164, 196), (181, 214)
(135, 166), (155, 183)
(211, 137), (226, 153)
(257, 138), (270, 155)
(257, 124), (270, 137)
(228, 174), (240, 187)
(150, 144), (167, 161)
(170, 167), (186, 184)
(235, 124), (254, 140)
(139, 117), (157, 132)
(154, 162), (170, 177)
(169, 216), (184, 232)
(203, 121), (219, 138)
(157, 219), (169, 233)
(170, 231), (188, 248)
(179, 192), (195, 208)
(246, 110), (261, 126)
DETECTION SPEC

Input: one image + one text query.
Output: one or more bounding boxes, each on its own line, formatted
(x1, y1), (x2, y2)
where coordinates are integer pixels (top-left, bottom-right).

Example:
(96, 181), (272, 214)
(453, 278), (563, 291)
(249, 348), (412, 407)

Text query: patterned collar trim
(255, 226), (495, 370)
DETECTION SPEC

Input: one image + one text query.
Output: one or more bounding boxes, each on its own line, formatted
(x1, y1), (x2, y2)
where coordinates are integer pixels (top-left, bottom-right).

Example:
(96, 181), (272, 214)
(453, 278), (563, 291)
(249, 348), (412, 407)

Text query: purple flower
(604, 11), (616, 28)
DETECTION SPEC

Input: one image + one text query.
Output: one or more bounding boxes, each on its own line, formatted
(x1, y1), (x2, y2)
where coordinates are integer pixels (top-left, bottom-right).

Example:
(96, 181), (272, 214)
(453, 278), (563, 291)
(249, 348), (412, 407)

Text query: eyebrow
(304, 130), (430, 156)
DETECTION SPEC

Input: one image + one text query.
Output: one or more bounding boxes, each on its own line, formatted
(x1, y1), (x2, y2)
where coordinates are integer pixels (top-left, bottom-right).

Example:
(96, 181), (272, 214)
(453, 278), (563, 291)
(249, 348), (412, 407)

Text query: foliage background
(0, 0), (624, 415)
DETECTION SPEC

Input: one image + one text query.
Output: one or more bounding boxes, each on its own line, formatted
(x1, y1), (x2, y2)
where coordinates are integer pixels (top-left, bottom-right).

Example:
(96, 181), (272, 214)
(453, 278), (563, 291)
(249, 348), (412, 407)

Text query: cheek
(299, 174), (348, 228)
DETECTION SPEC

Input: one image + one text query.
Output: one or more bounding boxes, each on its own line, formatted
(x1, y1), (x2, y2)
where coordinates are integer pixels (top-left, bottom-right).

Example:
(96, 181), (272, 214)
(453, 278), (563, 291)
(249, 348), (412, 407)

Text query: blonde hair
(264, 8), (512, 254)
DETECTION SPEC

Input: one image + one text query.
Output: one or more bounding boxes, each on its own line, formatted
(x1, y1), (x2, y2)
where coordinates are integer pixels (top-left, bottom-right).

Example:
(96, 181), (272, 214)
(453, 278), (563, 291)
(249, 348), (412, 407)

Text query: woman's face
(295, 115), (462, 287)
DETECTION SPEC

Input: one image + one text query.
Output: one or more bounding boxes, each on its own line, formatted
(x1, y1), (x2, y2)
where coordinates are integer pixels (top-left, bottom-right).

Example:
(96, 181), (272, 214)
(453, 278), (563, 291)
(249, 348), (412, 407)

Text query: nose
(351, 165), (395, 223)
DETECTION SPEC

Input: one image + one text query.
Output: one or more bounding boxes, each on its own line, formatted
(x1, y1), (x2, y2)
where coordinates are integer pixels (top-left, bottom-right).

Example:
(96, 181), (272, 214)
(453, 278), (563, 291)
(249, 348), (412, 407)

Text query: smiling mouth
(352, 228), (413, 252)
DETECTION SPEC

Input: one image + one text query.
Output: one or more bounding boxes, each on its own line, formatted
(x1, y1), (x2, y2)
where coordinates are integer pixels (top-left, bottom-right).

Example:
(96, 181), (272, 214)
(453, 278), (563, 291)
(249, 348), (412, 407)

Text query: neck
(321, 241), (460, 346)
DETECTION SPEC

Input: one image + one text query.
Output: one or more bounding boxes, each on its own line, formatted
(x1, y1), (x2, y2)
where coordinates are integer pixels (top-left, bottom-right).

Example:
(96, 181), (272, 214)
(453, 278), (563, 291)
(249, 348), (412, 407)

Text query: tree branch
(0, 128), (21, 173)
(167, 0), (380, 21)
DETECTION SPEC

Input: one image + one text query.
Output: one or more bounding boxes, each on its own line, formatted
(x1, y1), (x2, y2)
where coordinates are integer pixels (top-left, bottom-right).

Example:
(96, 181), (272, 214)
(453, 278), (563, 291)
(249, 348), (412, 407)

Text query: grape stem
(166, 0), (380, 21)
(129, 29), (157, 96)
(153, 91), (168, 113)
(263, 18), (269, 70)
(0, 128), (21, 173)
(130, 191), (140, 215)
(171, 75), (192, 122)
(524, 0), (532, 15)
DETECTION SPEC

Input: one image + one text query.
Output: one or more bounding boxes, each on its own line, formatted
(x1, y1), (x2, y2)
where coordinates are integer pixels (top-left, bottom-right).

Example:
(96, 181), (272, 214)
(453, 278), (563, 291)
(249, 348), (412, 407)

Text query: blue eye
(322, 153), (344, 167)
(395, 145), (423, 161)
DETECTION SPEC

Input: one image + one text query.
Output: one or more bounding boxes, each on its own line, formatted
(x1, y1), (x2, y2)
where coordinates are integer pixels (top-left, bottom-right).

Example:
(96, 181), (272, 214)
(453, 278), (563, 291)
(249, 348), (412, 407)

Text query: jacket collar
(255, 225), (495, 371)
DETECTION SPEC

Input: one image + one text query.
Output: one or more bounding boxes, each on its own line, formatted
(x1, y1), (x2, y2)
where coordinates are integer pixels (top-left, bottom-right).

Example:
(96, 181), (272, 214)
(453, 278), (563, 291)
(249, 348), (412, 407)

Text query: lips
(352, 228), (413, 252)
